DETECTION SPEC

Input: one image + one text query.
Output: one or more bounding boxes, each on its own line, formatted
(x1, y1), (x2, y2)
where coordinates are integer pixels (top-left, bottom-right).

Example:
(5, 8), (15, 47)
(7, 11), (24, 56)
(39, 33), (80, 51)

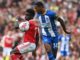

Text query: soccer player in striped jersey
(34, 2), (71, 60)
(56, 32), (71, 60)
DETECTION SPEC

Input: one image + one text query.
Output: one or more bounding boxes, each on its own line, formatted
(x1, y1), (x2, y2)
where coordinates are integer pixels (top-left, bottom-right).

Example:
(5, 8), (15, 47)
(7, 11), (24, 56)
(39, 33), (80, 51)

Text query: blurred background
(0, 0), (80, 60)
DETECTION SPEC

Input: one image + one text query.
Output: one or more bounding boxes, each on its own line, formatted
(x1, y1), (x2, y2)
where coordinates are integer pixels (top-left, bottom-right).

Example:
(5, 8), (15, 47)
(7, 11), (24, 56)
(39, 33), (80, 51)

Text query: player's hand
(65, 28), (72, 34)
(66, 26), (73, 34)
(66, 31), (71, 34)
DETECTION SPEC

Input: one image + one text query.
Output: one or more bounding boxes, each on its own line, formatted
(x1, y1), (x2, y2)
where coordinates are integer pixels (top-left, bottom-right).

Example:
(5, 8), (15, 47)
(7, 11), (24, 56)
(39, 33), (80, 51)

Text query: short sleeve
(48, 10), (57, 18)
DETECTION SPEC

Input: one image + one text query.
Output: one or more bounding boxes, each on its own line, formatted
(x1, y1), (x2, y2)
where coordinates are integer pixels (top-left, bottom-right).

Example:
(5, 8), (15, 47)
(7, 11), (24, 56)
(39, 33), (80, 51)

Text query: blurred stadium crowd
(0, 0), (80, 60)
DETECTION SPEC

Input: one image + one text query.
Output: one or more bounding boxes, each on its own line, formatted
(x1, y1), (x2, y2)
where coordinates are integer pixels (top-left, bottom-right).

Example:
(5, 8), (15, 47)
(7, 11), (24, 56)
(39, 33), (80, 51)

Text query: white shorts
(3, 47), (12, 56)
(17, 42), (36, 54)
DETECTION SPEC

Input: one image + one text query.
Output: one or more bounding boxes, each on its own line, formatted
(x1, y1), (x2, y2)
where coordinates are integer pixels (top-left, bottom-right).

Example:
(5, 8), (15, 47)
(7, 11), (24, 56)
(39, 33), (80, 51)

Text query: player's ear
(34, 8), (36, 12)
(34, 6), (38, 12)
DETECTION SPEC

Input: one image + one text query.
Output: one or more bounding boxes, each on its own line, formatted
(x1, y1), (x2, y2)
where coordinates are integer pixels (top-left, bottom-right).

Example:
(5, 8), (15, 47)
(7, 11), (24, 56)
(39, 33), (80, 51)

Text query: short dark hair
(35, 1), (44, 7)
(26, 8), (35, 17)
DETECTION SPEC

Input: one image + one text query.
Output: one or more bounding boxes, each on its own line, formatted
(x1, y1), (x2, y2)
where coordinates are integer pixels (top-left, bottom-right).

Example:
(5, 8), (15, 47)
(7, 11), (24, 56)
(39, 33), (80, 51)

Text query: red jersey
(23, 20), (38, 43)
(2, 35), (15, 48)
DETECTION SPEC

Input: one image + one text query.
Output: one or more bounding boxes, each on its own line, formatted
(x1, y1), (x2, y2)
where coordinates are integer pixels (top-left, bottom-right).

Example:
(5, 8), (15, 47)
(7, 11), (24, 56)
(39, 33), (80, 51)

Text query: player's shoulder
(66, 34), (71, 39)
(58, 34), (63, 39)
(29, 19), (38, 26)
(47, 10), (56, 14)
(46, 10), (56, 16)
(2, 35), (6, 39)
(29, 19), (37, 23)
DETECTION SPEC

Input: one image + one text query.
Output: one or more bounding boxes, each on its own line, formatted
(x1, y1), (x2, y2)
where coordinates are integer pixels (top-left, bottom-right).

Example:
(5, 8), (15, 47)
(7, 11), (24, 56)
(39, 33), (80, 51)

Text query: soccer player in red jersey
(10, 9), (39, 60)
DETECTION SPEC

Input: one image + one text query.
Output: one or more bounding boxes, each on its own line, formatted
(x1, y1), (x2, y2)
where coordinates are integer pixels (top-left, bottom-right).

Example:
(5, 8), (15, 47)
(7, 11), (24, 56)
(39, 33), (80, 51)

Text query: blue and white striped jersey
(59, 34), (71, 51)
(37, 10), (58, 37)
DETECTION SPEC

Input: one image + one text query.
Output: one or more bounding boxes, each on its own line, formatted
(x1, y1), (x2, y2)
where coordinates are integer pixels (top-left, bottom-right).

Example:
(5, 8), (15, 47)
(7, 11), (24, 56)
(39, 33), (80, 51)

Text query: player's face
(25, 12), (32, 20)
(34, 6), (44, 14)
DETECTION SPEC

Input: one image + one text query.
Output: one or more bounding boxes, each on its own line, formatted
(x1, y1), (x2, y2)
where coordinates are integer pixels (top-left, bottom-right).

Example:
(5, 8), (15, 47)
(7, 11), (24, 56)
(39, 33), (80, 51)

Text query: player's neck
(26, 18), (33, 21)
(42, 9), (46, 15)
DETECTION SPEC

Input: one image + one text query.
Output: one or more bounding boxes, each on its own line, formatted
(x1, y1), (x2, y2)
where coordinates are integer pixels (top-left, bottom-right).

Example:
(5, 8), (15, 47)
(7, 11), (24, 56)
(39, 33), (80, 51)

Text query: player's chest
(38, 15), (52, 28)
(38, 15), (51, 23)
(5, 37), (14, 43)
(61, 36), (69, 43)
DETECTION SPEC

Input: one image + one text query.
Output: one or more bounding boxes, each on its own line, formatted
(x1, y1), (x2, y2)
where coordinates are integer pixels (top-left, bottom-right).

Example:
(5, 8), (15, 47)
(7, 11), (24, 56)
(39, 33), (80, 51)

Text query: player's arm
(55, 16), (71, 34)
(0, 36), (5, 47)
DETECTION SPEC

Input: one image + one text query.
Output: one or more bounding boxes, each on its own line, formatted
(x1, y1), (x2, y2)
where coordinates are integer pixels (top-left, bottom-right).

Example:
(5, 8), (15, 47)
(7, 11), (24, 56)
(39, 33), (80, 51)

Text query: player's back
(23, 20), (38, 43)
(61, 35), (70, 45)
(59, 34), (70, 51)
